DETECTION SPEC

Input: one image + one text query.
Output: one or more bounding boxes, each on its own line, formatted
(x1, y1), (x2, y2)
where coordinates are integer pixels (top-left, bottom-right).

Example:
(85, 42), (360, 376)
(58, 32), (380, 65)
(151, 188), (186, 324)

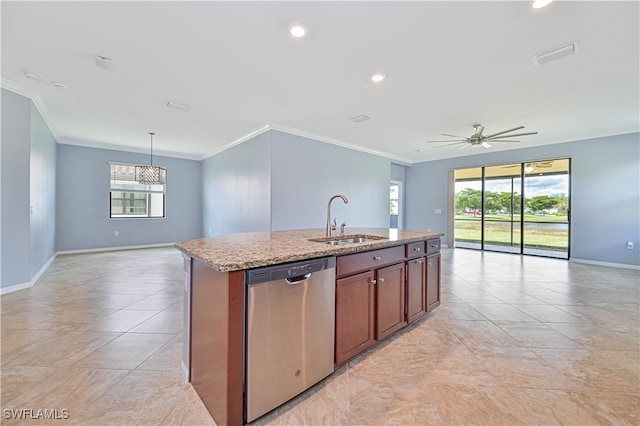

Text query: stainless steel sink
(309, 234), (386, 245)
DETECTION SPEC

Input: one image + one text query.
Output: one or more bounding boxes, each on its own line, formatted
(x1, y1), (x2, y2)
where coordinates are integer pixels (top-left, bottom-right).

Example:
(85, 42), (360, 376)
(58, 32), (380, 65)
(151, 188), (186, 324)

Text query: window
(110, 163), (166, 218)
(390, 181), (402, 229)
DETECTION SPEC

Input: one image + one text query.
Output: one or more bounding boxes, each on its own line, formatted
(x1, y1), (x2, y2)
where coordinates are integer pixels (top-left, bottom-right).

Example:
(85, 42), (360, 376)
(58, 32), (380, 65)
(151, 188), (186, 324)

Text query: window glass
(109, 163), (165, 218)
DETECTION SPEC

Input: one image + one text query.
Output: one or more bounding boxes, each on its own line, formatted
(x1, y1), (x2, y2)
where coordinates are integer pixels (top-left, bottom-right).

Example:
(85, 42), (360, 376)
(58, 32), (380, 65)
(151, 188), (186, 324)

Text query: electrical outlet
(626, 241), (634, 250)
(114, 231), (119, 237)
(434, 208), (442, 214)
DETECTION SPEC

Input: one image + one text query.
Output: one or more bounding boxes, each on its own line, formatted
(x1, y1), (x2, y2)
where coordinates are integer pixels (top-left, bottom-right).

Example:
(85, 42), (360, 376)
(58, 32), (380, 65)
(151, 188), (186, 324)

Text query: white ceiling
(2, 1), (638, 164)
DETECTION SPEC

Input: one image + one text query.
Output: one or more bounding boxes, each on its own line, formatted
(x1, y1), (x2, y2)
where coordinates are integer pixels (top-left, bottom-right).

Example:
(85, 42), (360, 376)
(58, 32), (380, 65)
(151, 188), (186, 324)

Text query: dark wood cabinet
(406, 256), (426, 323)
(334, 238), (441, 365)
(335, 270), (376, 365)
(375, 262), (407, 340)
(426, 252), (441, 312)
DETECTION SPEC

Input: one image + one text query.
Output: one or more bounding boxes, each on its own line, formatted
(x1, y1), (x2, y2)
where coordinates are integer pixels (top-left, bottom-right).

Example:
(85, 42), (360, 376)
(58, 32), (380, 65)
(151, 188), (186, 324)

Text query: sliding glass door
(454, 159), (570, 259)
(483, 164), (522, 254)
(523, 159), (570, 258)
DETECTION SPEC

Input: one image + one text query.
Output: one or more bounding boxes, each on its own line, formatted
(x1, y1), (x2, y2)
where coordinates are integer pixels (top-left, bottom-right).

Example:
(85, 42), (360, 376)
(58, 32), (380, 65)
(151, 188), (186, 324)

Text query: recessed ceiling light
(289, 24), (307, 38)
(371, 73), (386, 83)
(24, 72), (42, 81)
(52, 81), (68, 90)
(532, 0), (553, 9)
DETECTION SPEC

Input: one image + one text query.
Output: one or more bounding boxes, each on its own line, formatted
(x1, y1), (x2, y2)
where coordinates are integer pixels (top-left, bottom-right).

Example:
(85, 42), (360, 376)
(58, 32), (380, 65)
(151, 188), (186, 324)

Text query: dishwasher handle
(285, 273), (312, 285)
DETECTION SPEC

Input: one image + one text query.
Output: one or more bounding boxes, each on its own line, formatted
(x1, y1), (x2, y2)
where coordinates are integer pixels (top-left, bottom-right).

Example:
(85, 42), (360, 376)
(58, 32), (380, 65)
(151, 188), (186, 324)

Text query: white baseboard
(0, 252), (57, 295)
(570, 258), (640, 270)
(57, 242), (176, 255)
(181, 360), (190, 383)
(0, 280), (33, 295)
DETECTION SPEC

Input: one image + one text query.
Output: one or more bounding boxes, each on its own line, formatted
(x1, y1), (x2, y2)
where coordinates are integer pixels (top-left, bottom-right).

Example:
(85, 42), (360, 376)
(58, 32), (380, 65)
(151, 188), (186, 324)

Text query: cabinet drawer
(406, 241), (426, 258)
(426, 238), (441, 254)
(337, 245), (405, 277)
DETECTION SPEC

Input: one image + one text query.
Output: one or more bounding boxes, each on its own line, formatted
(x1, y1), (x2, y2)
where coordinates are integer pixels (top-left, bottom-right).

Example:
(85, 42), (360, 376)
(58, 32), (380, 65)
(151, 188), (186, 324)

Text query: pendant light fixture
(136, 132), (166, 185)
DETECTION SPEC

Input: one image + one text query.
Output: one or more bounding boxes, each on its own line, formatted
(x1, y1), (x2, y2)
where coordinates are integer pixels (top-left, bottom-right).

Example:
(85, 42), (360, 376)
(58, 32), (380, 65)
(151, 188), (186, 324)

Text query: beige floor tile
(1, 246), (638, 425)
(88, 309), (159, 332)
(130, 309), (183, 334)
(72, 332), (174, 370)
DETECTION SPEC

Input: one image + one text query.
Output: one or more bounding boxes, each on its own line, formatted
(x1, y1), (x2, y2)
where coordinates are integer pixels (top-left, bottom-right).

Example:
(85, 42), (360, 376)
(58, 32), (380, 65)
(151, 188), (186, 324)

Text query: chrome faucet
(326, 194), (349, 237)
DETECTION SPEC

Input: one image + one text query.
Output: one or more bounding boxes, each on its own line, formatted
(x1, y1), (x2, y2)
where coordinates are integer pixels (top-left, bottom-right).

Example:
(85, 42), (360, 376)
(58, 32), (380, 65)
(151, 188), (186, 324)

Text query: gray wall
(1, 89), (31, 288)
(1, 89), (57, 289)
(56, 144), (202, 251)
(29, 103), (57, 279)
(270, 131), (390, 231)
(201, 130), (391, 236)
(201, 132), (271, 237)
(406, 133), (640, 266)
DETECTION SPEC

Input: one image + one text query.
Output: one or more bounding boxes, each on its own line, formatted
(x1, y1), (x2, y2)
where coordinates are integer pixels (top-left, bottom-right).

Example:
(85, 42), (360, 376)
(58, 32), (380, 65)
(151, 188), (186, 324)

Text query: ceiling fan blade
(487, 139), (520, 142)
(474, 125), (484, 137)
(441, 133), (468, 138)
(490, 132), (538, 139)
(427, 139), (467, 143)
(481, 141), (491, 148)
(457, 143), (470, 150)
(483, 126), (525, 139)
(432, 141), (467, 148)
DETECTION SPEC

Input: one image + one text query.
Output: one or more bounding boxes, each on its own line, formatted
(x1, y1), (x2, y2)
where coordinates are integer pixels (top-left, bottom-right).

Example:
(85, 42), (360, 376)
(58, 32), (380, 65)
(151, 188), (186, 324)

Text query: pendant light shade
(136, 132), (166, 185)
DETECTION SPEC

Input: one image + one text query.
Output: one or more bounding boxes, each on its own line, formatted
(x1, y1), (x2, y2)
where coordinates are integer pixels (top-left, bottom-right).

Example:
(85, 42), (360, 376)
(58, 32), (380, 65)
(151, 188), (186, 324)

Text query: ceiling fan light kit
(427, 124), (538, 150)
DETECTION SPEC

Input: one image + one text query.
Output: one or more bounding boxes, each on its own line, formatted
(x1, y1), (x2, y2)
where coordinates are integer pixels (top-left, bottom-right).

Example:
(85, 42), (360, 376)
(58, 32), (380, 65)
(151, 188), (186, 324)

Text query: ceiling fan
(427, 124), (538, 149)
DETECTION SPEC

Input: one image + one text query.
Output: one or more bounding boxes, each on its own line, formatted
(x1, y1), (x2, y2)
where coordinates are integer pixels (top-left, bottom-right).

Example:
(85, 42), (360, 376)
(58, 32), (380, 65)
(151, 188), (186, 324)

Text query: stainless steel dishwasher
(245, 256), (336, 423)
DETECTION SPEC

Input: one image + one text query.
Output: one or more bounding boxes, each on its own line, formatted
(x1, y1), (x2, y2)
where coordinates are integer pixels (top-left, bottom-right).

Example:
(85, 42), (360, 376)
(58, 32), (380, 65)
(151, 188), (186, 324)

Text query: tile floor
(1, 247), (638, 425)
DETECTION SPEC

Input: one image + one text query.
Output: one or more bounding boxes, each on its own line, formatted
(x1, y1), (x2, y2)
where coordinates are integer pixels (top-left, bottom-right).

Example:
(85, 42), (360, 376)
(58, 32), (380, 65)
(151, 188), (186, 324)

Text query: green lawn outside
(455, 216), (568, 250)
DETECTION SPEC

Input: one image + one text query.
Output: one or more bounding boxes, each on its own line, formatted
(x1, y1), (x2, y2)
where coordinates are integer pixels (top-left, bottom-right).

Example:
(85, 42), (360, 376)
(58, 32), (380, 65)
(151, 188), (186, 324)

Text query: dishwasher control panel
(246, 257), (336, 285)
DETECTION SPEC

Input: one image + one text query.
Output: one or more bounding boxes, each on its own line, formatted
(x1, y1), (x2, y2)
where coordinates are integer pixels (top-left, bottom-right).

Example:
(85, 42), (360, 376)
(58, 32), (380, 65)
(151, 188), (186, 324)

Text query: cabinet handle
(428, 261), (432, 266)
(371, 279), (377, 285)
(415, 259), (423, 264)
(373, 256), (382, 260)
(379, 277), (385, 283)
(414, 247), (421, 252)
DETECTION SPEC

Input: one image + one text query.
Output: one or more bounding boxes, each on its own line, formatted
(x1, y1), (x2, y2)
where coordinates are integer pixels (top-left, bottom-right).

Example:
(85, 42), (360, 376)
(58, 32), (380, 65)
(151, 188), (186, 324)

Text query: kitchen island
(176, 227), (443, 425)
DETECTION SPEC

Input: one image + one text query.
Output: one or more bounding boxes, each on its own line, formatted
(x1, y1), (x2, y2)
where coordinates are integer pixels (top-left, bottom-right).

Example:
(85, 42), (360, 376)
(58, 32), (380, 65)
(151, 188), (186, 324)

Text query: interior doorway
(453, 159), (570, 259)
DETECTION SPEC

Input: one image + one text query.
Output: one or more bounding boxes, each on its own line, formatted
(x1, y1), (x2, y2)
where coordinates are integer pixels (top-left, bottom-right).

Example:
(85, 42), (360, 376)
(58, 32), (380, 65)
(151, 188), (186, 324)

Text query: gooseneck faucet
(326, 194), (349, 237)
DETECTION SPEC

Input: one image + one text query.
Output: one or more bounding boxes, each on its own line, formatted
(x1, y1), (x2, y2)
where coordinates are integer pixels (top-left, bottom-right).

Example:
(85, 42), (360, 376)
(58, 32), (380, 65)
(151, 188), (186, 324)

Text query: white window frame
(109, 162), (166, 219)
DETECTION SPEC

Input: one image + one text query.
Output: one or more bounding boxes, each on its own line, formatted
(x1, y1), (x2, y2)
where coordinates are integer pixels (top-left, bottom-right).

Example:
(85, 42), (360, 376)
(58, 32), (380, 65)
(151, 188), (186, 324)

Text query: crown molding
(201, 124), (272, 160)
(2, 78), (62, 142)
(57, 137), (202, 161)
(269, 124), (414, 165)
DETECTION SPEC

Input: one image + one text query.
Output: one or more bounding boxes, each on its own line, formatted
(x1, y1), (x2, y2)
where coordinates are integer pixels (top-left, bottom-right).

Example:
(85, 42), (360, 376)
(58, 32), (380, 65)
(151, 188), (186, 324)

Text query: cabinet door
(406, 257), (426, 323)
(426, 253), (441, 312)
(376, 262), (407, 341)
(335, 270), (376, 365)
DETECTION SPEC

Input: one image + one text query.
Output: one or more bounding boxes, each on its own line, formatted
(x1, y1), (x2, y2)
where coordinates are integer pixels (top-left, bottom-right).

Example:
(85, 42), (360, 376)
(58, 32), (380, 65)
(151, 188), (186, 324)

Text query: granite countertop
(175, 228), (444, 272)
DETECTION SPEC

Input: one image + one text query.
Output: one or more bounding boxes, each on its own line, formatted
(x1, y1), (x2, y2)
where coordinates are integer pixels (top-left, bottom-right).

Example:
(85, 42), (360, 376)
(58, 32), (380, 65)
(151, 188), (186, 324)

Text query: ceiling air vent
(350, 114), (371, 123)
(532, 42), (580, 66)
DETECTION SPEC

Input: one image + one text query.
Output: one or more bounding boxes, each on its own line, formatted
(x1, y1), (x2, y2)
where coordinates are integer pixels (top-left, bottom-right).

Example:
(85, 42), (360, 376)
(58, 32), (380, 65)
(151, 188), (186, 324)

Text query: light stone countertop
(175, 228), (444, 272)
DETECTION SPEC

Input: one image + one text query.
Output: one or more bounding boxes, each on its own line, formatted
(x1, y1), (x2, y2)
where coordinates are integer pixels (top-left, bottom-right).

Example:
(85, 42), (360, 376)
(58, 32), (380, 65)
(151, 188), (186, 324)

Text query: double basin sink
(309, 234), (386, 246)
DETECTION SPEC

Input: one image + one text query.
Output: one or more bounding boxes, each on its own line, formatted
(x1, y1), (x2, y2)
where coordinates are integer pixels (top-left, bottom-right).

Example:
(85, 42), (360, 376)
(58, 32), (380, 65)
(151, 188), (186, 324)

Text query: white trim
(201, 124), (271, 160)
(58, 137), (202, 161)
(57, 242), (176, 255)
(1, 78), (36, 98)
(0, 252), (57, 295)
(270, 124), (414, 165)
(1, 79), (61, 142)
(570, 258), (640, 270)
(181, 360), (190, 383)
(0, 281), (33, 295)
(32, 93), (61, 142)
